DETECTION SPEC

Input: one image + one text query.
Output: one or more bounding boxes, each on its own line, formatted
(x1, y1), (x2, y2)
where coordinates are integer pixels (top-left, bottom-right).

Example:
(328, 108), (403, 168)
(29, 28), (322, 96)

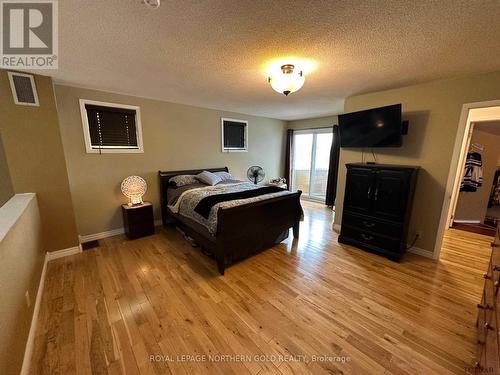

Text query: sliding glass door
(292, 128), (333, 201)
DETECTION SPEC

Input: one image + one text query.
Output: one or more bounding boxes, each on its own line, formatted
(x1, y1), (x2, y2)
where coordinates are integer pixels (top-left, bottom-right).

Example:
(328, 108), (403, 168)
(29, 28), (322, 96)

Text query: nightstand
(122, 202), (154, 239)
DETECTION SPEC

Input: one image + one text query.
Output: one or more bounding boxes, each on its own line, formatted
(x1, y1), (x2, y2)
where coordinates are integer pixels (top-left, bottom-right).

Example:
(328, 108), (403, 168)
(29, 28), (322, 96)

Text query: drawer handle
(493, 265), (500, 272)
(483, 273), (491, 279)
(477, 303), (493, 310)
(484, 323), (494, 330)
(362, 221), (375, 228)
(361, 233), (374, 241)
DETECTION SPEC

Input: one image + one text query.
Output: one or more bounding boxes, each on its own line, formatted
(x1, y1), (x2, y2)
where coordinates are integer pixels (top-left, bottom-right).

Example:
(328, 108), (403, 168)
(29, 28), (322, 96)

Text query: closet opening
(448, 116), (500, 237)
(434, 102), (500, 260)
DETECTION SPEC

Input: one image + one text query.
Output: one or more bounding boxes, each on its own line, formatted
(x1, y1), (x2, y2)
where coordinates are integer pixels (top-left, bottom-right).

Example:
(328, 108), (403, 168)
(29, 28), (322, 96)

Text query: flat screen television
(338, 104), (403, 147)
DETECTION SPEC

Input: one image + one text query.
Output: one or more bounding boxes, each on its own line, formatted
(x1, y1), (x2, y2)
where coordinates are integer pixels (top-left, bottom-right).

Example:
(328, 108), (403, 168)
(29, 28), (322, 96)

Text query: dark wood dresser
(475, 224), (500, 373)
(338, 163), (419, 261)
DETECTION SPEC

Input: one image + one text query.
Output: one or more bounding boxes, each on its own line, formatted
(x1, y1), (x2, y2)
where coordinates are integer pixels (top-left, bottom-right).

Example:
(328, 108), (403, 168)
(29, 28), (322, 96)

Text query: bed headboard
(158, 167), (229, 225)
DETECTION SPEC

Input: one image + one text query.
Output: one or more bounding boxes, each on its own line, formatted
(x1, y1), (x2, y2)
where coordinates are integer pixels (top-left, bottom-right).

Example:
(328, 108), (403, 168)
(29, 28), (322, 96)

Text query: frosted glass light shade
(268, 64), (305, 96)
(121, 176), (147, 205)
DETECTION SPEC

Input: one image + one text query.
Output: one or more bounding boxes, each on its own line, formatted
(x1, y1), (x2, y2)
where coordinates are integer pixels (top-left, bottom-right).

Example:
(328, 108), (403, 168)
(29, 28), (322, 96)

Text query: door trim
(434, 99), (500, 259)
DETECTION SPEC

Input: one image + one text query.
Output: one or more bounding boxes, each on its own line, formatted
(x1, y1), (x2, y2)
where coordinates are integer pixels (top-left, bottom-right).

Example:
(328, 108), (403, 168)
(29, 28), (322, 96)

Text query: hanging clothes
(460, 151), (483, 192)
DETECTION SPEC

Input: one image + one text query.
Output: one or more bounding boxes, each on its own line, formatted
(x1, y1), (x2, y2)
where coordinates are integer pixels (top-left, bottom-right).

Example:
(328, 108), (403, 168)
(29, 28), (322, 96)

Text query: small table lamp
(121, 176), (147, 206)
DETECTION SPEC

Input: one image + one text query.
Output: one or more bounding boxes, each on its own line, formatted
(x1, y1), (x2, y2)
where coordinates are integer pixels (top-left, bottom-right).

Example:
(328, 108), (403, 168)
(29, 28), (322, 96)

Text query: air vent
(7, 72), (39, 106)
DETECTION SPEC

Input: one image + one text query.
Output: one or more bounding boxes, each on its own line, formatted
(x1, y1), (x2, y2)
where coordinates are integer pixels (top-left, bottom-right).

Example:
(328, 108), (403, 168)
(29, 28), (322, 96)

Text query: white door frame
(447, 122), (475, 228)
(434, 99), (500, 259)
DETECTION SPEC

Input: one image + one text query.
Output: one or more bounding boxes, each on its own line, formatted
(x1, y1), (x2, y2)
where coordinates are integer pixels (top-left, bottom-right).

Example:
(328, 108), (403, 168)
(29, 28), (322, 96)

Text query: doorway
(434, 101), (500, 259)
(291, 128), (333, 201)
(450, 121), (500, 236)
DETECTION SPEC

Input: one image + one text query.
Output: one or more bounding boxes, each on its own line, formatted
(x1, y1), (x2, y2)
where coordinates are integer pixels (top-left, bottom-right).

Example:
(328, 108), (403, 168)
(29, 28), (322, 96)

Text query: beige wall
(0, 70), (79, 251)
(455, 129), (500, 222)
(339, 70), (500, 253)
(54, 85), (286, 237)
(0, 133), (13, 207)
(0, 194), (44, 375)
(287, 115), (338, 130)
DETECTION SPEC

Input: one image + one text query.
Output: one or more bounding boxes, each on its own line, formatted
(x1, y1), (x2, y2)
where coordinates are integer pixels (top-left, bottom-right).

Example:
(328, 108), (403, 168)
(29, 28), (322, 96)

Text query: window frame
(79, 99), (144, 154)
(8, 71), (39, 107)
(221, 117), (248, 153)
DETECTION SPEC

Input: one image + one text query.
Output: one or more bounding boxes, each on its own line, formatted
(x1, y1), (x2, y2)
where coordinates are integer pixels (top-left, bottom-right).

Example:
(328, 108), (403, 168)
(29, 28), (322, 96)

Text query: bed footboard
(215, 191), (302, 274)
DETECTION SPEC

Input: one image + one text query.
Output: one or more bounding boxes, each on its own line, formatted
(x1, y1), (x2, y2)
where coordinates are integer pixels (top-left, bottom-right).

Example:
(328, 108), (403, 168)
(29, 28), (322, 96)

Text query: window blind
(223, 120), (246, 148)
(84, 104), (138, 149)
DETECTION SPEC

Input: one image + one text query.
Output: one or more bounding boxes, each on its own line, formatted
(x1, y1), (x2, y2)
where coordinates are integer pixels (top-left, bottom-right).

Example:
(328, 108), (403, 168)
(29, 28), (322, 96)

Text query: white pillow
(196, 171), (223, 186)
(214, 171), (234, 181)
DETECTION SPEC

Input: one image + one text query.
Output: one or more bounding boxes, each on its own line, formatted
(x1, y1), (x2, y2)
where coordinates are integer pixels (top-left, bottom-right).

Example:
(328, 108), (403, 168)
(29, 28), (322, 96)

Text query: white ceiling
(39, 0), (500, 120)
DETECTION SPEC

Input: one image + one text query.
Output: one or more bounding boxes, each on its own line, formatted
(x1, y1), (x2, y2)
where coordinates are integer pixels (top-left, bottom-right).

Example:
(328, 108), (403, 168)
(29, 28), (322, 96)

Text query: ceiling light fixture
(268, 64), (304, 96)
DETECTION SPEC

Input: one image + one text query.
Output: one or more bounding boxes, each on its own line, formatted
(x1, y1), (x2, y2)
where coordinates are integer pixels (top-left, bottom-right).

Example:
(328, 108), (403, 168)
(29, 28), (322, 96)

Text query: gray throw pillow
(170, 174), (197, 187)
(214, 171), (234, 181)
(196, 171), (222, 186)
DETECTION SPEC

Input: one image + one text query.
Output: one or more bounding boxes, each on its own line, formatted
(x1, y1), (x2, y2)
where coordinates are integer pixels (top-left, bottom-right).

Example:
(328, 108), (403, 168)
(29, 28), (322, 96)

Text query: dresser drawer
(492, 243), (500, 263)
(340, 225), (402, 253)
(484, 264), (498, 307)
(484, 313), (500, 371)
(491, 246), (500, 285)
(342, 212), (403, 239)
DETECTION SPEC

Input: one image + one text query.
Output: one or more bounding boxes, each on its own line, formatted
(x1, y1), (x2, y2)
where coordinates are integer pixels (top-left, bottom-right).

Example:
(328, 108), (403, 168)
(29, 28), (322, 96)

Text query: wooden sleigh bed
(159, 167), (302, 274)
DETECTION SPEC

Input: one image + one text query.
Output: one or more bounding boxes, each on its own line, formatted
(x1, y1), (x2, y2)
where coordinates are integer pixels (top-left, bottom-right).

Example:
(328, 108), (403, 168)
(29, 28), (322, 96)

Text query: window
(221, 118), (248, 152)
(79, 99), (144, 153)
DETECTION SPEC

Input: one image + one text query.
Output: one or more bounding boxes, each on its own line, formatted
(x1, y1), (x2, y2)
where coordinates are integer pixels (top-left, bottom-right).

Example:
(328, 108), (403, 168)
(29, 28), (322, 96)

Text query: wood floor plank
(30, 201), (492, 374)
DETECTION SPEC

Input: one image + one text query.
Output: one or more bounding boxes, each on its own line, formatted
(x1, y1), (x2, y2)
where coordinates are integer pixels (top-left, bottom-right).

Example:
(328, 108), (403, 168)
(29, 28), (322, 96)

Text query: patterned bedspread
(168, 182), (291, 235)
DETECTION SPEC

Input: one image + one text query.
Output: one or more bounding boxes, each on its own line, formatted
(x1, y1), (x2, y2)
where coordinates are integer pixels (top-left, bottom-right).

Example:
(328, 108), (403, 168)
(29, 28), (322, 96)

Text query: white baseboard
(20, 252), (49, 375)
(453, 219), (481, 224)
(46, 245), (82, 261)
(79, 220), (163, 243)
(408, 246), (434, 258)
(79, 228), (124, 243)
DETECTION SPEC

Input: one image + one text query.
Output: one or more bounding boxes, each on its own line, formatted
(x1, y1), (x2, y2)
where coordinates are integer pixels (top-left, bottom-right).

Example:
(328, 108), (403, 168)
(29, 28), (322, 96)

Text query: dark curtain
(325, 125), (340, 206)
(284, 129), (294, 191)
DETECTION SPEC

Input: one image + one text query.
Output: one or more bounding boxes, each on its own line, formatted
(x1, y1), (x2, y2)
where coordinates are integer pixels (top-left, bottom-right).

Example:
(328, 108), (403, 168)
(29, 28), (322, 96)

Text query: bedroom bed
(159, 167), (302, 274)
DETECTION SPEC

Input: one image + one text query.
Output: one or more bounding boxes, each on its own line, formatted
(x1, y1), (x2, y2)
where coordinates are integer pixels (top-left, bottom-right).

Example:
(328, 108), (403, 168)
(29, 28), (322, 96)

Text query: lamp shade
(121, 176), (147, 205)
(268, 64), (305, 96)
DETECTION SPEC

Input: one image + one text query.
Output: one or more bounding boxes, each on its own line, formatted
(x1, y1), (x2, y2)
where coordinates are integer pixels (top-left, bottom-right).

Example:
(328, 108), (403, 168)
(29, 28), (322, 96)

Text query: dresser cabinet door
(372, 169), (410, 221)
(344, 168), (374, 215)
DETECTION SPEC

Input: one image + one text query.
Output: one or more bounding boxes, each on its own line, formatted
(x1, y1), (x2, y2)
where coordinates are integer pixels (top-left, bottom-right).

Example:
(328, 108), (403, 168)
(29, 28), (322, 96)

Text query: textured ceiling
(39, 0), (500, 120)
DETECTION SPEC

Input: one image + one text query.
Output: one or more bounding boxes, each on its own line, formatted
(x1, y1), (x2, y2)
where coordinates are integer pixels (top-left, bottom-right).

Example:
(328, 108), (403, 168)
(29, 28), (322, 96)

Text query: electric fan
(247, 166), (265, 184)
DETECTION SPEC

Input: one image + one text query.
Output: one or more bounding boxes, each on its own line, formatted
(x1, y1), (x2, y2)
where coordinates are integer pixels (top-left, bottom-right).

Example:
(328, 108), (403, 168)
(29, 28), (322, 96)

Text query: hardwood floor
(31, 201), (493, 374)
